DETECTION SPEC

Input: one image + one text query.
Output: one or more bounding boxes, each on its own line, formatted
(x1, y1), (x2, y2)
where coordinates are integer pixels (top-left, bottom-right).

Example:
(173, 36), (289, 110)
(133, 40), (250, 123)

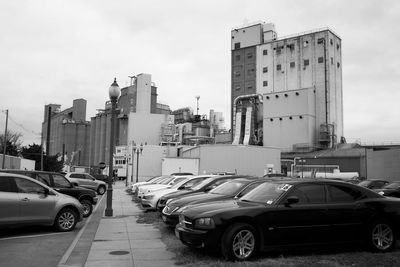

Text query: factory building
(231, 21), (343, 151)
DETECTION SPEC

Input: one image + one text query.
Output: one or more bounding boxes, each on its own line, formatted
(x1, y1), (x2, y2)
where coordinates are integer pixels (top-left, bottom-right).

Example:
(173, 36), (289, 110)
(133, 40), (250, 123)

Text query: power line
(6, 113), (41, 137)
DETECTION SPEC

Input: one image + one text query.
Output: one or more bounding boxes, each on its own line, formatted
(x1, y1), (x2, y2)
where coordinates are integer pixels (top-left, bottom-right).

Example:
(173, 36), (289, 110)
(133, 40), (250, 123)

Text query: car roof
(0, 172), (52, 187)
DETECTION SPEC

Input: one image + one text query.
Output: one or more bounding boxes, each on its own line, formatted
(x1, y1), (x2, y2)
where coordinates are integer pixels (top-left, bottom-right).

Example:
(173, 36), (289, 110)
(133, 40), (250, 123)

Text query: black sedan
(375, 181), (400, 198)
(162, 177), (264, 227)
(175, 179), (400, 261)
(157, 175), (250, 212)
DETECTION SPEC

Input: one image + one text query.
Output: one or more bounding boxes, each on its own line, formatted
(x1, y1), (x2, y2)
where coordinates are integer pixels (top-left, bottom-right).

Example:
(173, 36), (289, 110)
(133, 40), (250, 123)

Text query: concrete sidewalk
(60, 181), (177, 267)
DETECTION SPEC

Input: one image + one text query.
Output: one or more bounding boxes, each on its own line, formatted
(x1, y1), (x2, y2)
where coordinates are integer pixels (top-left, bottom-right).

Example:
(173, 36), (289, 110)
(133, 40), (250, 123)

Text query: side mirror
(41, 188), (50, 195)
(285, 196), (299, 207)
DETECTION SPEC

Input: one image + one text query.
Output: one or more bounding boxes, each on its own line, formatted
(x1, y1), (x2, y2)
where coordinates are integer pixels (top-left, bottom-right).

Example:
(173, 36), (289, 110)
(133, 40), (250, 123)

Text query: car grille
(159, 198), (167, 205)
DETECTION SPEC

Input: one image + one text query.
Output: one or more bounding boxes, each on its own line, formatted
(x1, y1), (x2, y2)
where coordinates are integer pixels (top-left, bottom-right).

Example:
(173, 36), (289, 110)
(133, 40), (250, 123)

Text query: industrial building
(41, 99), (91, 166)
(231, 21), (343, 151)
(89, 73), (172, 167)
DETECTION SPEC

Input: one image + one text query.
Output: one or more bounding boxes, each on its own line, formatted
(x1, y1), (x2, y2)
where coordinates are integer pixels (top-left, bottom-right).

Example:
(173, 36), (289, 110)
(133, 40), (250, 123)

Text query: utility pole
(2, 109), (8, 169)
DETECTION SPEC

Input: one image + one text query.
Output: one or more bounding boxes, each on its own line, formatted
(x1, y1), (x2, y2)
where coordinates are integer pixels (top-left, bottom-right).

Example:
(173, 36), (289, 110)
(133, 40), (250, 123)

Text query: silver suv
(0, 173), (83, 231)
(65, 172), (107, 195)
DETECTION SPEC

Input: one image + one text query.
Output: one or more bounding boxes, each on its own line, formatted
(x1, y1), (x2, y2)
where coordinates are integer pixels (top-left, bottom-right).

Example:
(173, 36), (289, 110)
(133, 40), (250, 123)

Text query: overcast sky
(1, 0), (399, 146)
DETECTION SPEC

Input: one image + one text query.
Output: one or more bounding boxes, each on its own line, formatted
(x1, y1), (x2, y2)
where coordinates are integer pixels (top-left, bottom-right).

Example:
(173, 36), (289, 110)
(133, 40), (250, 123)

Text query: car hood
(140, 184), (169, 191)
(151, 187), (178, 197)
(183, 199), (263, 218)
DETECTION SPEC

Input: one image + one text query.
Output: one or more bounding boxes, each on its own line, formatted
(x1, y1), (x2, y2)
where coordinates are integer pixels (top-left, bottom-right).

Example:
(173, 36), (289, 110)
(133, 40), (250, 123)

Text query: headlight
(166, 199), (174, 205)
(143, 194), (154, 200)
(194, 217), (215, 229)
(378, 191), (385, 195)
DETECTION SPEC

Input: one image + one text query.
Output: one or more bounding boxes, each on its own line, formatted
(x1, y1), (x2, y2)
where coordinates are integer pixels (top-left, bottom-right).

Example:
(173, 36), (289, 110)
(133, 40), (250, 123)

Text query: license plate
(162, 215), (167, 222)
(175, 228), (180, 239)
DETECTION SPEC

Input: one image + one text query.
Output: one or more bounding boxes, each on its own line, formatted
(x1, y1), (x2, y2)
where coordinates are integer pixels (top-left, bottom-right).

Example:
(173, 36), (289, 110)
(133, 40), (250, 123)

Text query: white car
(137, 175), (192, 199)
(141, 175), (210, 210)
(130, 175), (169, 192)
(65, 172), (107, 195)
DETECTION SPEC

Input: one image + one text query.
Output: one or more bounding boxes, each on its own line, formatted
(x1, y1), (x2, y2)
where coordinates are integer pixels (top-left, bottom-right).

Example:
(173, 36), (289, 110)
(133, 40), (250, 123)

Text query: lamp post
(105, 78), (120, 217)
(133, 143), (143, 183)
(2, 109), (8, 169)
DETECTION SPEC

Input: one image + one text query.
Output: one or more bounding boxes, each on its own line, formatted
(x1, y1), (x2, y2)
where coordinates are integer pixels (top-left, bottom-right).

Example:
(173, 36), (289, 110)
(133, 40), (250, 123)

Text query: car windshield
(170, 177), (189, 188)
(160, 177), (175, 185)
(383, 182), (400, 189)
(209, 180), (248, 195)
(358, 180), (372, 187)
(240, 182), (292, 204)
(190, 177), (214, 190)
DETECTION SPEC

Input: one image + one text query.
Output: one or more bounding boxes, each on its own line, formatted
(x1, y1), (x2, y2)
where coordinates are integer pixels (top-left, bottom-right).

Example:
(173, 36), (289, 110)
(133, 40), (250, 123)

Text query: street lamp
(133, 143), (143, 183)
(105, 78), (120, 217)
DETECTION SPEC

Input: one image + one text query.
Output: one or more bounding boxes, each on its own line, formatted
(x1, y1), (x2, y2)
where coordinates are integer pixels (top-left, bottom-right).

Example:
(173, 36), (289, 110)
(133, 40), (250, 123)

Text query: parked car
(162, 177), (263, 227)
(176, 179), (400, 261)
(157, 175), (248, 212)
(130, 175), (169, 192)
(375, 181), (400, 198)
(358, 179), (389, 190)
(65, 172), (107, 195)
(141, 175), (211, 211)
(0, 170), (98, 217)
(92, 174), (109, 183)
(0, 173), (83, 231)
(136, 175), (193, 199)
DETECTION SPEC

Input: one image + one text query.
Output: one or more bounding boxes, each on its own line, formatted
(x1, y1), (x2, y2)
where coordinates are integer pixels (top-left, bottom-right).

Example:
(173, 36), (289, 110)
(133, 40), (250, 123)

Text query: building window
(247, 68), (255, 75)
(263, 49), (268, 55)
(235, 54), (240, 61)
(317, 38), (325, 44)
(234, 42), (241, 49)
(263, 81), (268, 87)
(263, 67), (268, 73)
(276, 48), (281, 55)
(234, 71), (240, 77)
(247, 52), (253, 59)
(337, 62), (340, 68)
(337, 43), (340, 50)
(304, 59), (310, 66)
(235, 86), (241, 91)
(287, 44), (295, 50)
(290, 62), (295, 68)
(330, 39), (333, 45)
(331, 57), (334, 64)
(318, 57), (324, 63)
(277, 64), (281, 71)
(247, 85), (253, 90)
(303, 41), (309, 47)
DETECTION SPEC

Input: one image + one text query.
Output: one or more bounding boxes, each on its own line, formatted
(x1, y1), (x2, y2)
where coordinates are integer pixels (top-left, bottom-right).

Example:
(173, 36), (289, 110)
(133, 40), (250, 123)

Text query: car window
(327, 185), (363, 203)
(70, 173), (84, 179)
(36, 173), (51, 186)
(169, 177), (187, 186)
(210, 180), (247, 195)
(205, 179), (230, 191)
(15, 178), (47, 194)
(53, 174), (71, 188)
(0, 177), (14, 192)
(236, 182), (264, 198)
(287, 184), (325, 204)
(83, 174), (94, 180)
(180, 177), (207, 189)
(241, 182), (292, 204)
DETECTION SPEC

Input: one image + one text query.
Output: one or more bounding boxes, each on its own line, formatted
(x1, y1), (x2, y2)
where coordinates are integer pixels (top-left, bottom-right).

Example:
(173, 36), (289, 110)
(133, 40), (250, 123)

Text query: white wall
(161, 158), (199, 175)
(136, 73), (151, 114)
(0, 155), (35, 170)
(182, 144), (281, 177)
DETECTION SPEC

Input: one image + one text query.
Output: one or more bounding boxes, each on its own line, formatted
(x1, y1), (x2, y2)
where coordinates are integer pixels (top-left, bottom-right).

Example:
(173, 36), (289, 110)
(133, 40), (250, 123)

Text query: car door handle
(21, 198), (30, 202)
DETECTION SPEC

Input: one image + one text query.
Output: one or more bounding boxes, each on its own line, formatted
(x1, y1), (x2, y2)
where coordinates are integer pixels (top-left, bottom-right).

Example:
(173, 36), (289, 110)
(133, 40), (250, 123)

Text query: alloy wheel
(232, 229), (255, 260)
(372, 223), (394, 251)
(58, 211), (76, 231)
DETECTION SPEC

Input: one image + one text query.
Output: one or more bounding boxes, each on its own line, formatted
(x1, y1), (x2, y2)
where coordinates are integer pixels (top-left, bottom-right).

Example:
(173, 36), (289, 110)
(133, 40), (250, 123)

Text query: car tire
(54, 208), (78, 232)
(80, 199), (93, 217)
(368, 219), (396, 252)
(221, 223), (257, 261)
(97, 185), (106, 195)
